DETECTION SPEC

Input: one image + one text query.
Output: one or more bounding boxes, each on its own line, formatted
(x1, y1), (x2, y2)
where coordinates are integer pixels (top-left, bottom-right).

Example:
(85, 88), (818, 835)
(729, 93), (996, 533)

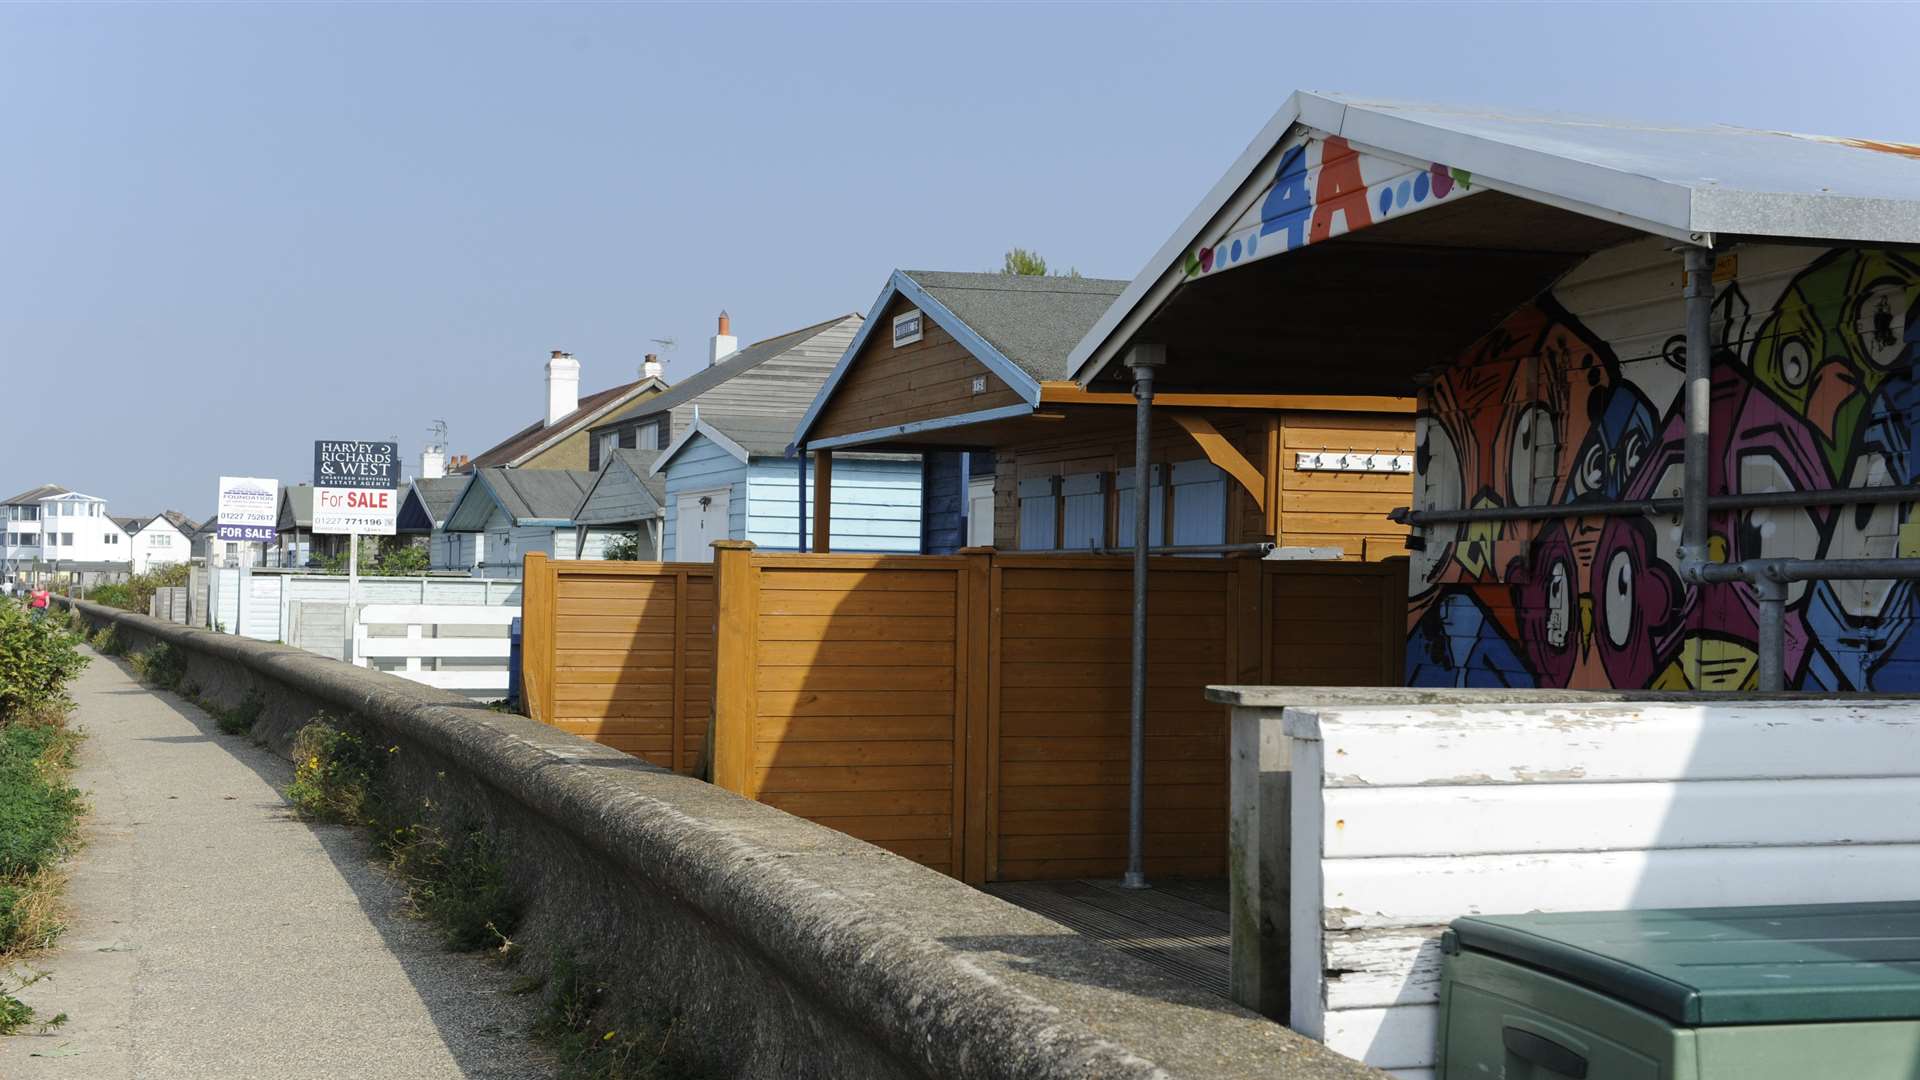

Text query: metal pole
(347, 530), (359, 662)
(1754, 570), (1787, 693)
(1124, 344), (1164, 890)
(796, 448), (807, 553)
(1681, 245), (1715, 575)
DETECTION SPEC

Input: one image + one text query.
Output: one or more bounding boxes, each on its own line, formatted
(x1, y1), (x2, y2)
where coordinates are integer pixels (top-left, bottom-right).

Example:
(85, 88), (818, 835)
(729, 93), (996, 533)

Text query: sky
(3, 2), (1918, 513)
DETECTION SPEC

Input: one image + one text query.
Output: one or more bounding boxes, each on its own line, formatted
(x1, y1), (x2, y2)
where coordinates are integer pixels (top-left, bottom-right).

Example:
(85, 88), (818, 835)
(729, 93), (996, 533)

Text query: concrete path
(0, 647), (549, 1079)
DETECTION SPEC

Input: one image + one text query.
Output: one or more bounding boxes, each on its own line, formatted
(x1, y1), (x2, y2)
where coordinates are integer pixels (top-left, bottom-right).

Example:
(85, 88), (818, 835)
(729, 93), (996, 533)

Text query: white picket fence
(351, 603), (519, 698)
(204, 569), (520, 658)
(1266, 700), (1920, 1079)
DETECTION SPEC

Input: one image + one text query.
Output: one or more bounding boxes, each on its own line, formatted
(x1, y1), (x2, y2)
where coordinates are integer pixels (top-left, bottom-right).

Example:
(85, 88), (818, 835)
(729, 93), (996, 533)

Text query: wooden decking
(986, 878), (1231, 999)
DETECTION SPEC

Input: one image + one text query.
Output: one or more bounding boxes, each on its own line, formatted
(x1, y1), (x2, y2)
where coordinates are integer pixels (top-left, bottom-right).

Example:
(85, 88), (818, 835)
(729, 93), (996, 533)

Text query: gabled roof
(1069, 89), (1920, 383)
(792, 270), (1126, 448)
(444, 467), (594, 532)
(400, 476), (471, 528)
(278, 485), (312, 531)
(117, 511), (198, 537)
(650, 412), (799, 474)
(586, 315), (862, 436)
(467, 374), (668, 470)
(2, 483), (68, 505)
(573, 449), (667, 526)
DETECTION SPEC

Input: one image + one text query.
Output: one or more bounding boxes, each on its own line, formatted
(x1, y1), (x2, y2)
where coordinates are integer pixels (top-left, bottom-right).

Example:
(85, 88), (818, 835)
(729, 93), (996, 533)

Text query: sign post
(215, 476), (279, 567)
(311, 441), (399, 661)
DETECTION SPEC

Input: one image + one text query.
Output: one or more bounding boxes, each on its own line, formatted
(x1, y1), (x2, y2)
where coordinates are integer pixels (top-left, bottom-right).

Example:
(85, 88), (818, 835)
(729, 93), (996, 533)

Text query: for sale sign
(312, 440), (400, 535)
(215, 476), (279, 542)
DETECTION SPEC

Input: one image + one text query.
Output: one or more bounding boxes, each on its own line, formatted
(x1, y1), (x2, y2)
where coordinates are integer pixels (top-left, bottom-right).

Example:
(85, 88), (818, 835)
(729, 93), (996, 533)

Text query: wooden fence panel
(1265, 557), (1407, 687)
(714, 545), (974, 877)
(988, 555), (1244, 882)
(521, 552), (714, 774)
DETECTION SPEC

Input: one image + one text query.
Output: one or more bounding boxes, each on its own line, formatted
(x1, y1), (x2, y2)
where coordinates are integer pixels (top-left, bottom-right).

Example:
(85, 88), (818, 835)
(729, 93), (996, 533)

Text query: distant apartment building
(3, 484), (132, 581)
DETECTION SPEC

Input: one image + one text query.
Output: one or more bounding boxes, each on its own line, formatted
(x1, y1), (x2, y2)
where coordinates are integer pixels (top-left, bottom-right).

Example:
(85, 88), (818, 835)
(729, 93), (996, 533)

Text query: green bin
(1437, 901), (1920, 1079)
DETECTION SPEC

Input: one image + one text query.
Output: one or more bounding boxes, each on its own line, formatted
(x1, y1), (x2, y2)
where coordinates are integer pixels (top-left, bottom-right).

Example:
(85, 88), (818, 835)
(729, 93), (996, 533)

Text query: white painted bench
(351, 603), (519, 696)
(1245, 698), (1920, 1079)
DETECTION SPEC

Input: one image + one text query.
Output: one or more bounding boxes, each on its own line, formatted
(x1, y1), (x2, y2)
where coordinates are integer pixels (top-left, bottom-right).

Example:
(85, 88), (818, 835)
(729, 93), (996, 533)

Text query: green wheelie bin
(1438, 901), (1920, 1079)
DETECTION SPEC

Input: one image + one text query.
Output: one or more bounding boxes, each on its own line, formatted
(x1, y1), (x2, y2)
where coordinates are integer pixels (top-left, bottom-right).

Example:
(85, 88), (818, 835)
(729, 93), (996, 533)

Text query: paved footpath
(0, 647), (549, 1079)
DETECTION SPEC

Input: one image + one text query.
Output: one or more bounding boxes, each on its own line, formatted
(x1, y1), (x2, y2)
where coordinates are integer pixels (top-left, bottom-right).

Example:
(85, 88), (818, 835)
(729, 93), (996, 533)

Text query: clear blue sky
(4, 3), (1916, 513)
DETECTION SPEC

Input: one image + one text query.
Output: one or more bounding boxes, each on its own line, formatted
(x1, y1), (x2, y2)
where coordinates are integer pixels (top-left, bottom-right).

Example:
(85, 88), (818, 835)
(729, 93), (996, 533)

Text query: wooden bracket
(1168, 411), (1268, 513)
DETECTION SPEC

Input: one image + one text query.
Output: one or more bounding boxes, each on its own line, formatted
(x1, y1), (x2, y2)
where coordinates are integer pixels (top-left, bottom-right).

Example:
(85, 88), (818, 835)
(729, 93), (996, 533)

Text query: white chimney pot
(709, 310), (738, 367)
(643, 353), (664, 380)
(545, 350), (581, 426)
(420, 446), (446, 480)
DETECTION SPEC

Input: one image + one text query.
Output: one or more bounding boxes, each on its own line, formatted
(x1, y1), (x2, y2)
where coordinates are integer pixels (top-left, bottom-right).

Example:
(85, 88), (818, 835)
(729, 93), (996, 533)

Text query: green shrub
(286, 719), (379, 825)
(0, 968), (66, 1035)
(84, 583), (132, 610)
(130, 643), (187, 691)
(0, 723), (81, 882)
(0, 602), (89, 722)
(601, 531), (644, 561)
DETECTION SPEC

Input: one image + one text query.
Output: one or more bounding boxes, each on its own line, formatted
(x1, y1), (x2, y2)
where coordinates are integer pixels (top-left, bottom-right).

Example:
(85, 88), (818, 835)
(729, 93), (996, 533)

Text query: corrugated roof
(467, 375), (666, 470)
(902, 271), (1128, 382)
(3, 483), (69, 505)
(1070, 89), (1920, 383)
(587, 315), (859, 435)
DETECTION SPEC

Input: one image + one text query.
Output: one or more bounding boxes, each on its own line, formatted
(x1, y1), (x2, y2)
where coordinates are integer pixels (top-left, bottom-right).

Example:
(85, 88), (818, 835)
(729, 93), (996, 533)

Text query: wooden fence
(703, 543), (1406, 883)
(520, 554), (715, 774)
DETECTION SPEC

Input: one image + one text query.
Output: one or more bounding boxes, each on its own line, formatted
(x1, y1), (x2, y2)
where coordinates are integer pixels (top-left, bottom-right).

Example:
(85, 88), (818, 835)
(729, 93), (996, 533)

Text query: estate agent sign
(215, 476), (280, 542)
(312, 440), (399, 536)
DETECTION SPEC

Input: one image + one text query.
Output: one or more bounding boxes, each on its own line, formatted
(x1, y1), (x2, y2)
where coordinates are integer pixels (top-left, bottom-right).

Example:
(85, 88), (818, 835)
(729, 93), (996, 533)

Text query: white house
(5, 485), (132, 582)
(188, 515), (265, 568)
(114, 511), (198, 574)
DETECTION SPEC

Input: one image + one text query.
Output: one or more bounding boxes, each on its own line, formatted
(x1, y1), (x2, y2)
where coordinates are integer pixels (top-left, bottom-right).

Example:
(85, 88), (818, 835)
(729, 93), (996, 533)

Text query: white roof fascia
(649, 419), (750, 477)
(1066, 93), (1314, 386)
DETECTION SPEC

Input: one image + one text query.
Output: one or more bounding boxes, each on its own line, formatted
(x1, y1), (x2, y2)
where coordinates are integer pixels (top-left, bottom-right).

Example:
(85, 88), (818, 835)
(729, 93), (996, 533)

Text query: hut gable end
(810, 293), (1025, 441)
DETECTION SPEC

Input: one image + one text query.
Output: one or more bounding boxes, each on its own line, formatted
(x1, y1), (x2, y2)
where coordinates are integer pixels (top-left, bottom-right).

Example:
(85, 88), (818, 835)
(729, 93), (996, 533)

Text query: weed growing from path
(88, 626), (123, 657)
(534, 952), (698, 1080)
(380, 823), (518, 953)
(128, 643), (187, 691)
(209, 693), (265, 736)
(286, 719), (379, 826)
(0, 969), (67, 1035)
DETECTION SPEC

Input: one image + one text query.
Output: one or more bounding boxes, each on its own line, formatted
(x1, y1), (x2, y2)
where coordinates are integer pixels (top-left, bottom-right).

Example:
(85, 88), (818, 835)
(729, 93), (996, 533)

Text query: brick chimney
(545, 349), (580, 426)
(709, 311), (738, 367)
(642, 353), (664, 380)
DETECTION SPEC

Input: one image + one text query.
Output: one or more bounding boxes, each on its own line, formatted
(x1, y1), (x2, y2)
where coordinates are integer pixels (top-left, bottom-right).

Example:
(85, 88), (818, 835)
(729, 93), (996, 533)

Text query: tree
(601, 531), (643, 561)
(1000, 248), (1082, 279)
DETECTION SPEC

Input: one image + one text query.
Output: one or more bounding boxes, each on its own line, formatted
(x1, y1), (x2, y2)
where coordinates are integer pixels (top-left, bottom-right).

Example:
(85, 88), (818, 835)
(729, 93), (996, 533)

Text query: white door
(676, 488), (729, 562)
(967, 477), (995, 547)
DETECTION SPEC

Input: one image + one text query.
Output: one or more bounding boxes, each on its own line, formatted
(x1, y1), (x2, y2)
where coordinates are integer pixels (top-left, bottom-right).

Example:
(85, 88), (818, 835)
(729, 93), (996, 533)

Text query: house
(571, 449), (665, 560)
(396, 475), (476, 571)
(188, 515), (264, 568)
(273, 484), (350, 568)
(583, 312), (862, 469)
(462, 350), (667, 473)
(653, 410), (921, 561)
(1063, 90), (1920, 693)
(789, 270), (1414, 558)
(115, 511), (198, 574)
(442, 467), (595, 578)
(4, 485), (132, 582)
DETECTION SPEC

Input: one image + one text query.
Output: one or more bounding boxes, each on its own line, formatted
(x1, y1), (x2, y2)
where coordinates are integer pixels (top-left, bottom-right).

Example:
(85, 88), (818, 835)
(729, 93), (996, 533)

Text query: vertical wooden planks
(711, 541), (759, 794)
(961, 548), (993, 884)
(521, 552), (553, 724)
(671, 568), (688, 774)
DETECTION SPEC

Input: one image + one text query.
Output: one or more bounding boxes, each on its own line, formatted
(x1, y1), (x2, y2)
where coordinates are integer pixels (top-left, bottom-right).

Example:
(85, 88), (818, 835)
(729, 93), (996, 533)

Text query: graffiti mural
(1184, 130), (1476, 280)
(1408, 245), (1920, 691)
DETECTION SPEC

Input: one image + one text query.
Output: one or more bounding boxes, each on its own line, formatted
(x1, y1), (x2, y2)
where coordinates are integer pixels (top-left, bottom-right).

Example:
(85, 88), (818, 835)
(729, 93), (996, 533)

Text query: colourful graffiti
(1409, 246), (1920, 691)
(1185, 132), (1474, 279)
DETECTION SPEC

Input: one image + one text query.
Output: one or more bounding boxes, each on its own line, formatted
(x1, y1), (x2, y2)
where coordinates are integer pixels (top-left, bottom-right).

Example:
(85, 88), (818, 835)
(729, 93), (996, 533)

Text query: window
(1016, 476), (1058, 550)
(638, 423), (659, 451)
(104, 534), (118, 545)
(601, 432), (616, 462)
(153, 532), (172, 547)
(1114, 465), (1166, 548)
(1061, 473), (1106, 549)
(1168, 460), (1227, 548)
(60, 533), (74, 547)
